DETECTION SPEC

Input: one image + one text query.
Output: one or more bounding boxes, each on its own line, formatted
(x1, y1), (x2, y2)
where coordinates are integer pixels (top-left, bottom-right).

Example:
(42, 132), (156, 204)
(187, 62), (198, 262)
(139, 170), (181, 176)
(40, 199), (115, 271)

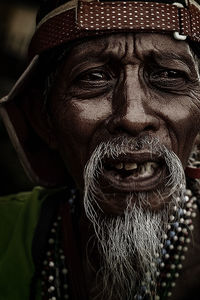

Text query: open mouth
(102, 153), (166, 192)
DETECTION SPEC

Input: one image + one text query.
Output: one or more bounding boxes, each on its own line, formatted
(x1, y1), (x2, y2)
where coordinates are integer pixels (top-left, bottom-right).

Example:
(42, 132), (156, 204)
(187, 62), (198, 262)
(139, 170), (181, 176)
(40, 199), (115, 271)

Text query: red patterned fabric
(27, 1), (200, 58)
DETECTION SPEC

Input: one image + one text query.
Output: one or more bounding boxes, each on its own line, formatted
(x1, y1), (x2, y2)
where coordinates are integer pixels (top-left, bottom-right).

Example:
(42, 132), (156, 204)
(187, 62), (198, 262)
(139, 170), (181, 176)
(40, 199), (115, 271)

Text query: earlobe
(22, 87), (58, 150)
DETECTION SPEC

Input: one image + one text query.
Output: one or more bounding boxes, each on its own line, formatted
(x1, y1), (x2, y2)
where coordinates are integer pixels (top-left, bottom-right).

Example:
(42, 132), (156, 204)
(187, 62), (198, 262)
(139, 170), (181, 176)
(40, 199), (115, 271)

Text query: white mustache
(84, 136), (186, 221)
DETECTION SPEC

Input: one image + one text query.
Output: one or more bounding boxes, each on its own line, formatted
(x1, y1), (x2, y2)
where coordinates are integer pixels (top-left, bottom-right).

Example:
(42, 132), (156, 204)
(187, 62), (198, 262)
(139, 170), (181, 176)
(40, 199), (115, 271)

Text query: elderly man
(0, 0), (200, 299)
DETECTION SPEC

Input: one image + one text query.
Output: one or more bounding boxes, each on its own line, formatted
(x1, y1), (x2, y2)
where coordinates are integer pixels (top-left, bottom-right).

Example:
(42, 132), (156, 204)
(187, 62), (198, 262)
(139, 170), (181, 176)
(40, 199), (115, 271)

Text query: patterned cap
(28, 0), (200, 59)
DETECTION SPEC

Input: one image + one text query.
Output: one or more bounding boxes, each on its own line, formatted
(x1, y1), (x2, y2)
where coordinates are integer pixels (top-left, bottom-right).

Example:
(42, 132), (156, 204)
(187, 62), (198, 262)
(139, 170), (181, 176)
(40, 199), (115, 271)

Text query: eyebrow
(146, 51), (197, 72)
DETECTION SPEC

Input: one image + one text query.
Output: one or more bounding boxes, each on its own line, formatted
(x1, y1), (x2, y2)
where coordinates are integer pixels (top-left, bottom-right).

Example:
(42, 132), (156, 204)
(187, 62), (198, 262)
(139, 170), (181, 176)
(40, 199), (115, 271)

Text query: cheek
(51, 98), (112, 180)
(164, 102), (200, 163)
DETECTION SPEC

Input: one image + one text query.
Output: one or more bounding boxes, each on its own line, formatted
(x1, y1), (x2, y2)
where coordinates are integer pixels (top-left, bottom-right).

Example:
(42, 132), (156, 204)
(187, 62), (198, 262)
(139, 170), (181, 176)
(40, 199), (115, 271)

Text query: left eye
(151, 69), (185, 79)
(148, 68), (188, 90)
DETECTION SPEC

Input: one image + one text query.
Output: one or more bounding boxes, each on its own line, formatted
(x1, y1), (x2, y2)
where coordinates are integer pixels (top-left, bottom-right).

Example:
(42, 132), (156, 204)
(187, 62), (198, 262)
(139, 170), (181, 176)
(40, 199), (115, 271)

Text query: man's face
(49, 33), (200, 212)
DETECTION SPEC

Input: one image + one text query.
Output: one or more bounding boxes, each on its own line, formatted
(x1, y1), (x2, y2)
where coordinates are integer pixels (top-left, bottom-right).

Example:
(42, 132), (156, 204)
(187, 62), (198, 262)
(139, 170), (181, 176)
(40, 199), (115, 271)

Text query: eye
(151, 70), (185, 80)
(76, 70), (111, 83)
(148, 68), (188, 90)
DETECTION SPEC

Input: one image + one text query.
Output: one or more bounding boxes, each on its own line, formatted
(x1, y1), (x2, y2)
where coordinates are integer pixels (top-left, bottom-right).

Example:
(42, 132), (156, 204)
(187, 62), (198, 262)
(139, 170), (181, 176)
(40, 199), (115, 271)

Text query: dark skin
(40, 33), (200, 299)
(48, 33), (200, 212)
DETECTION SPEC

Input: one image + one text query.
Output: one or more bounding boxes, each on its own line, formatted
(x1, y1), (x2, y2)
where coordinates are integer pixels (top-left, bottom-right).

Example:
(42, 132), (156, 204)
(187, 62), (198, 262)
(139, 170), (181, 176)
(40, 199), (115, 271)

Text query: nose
(106, 68), (160, 136)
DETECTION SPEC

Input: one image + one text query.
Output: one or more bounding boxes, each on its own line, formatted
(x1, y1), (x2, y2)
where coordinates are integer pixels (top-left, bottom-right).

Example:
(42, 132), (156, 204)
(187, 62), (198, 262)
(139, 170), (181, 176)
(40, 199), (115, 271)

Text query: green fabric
(0, 187), (53, 300)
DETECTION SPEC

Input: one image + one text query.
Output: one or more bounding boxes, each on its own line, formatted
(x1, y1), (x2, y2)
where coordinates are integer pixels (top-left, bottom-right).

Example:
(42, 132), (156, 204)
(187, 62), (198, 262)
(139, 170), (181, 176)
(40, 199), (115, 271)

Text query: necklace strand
(40, 188), (198, 300)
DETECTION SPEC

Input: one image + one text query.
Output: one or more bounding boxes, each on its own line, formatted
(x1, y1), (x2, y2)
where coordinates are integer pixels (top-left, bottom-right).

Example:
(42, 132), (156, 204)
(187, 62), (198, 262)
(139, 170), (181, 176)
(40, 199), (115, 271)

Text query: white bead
(49, 238), (55, 244)
(189, 225), (194, 231)
(177, 245), (182, 251)
(177, 227), (182, 232)
(183, 246), (188, 252)
(170, 215), (175, 221)
(170, 264), (176, 270)
(162, 282), (167, 287)
(48, 286), (55, 292)
(166, 273), (171, 278)
(155, 296), (160, 300)
(181, 255), (185, 260)
(62, 268), (68, 275)
(185, 190), (192, 196)
(192, 212), (197, 218)
(171, 282), (176, 287)
(167, 292), (172, 297)
(64, 284), (68, 289)
(49, 261), (55, 267)
(175, 272), (179, 278)
(165, 254), (170, 259)
(48, 275), (54, 282)
(160, 262), (165, 268)
(173, 235), (178, 241)
(185, 219), (191, 225)
(179, 237), (185, 242)
(177, 264), (182, 269)
(169, 245), (174, 250)
(174, 254), (179, 260)
(186, 238), (191, 244)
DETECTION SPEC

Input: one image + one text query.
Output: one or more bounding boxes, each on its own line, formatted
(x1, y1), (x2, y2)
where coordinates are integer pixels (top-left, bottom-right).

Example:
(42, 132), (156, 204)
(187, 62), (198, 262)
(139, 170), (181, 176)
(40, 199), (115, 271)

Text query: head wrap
(29, 0), (200, 59)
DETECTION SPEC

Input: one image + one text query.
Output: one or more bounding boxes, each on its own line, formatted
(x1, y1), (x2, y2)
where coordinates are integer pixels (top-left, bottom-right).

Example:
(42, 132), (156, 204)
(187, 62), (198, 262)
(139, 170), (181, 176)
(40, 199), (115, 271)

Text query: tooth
(150, 162), (159, 169)
(115, 162), (123, 170)
(139, 165), (147, 176)
(146, 162), (154, 173)
(124, 162), (137, 171)
(139, 162), (155, 177)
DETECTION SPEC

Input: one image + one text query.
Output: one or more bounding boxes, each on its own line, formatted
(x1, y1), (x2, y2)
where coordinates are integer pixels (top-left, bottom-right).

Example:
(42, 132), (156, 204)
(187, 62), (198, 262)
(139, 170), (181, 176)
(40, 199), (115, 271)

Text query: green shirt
(0, 187), (54, 300)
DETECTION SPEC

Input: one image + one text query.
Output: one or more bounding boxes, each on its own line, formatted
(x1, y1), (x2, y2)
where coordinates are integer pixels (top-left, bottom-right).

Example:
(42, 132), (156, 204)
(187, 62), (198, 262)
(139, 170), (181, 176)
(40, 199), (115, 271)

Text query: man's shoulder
(0, 186), (63, 300)
(0, 186), (48, 224)
(0, 187), (48, 255)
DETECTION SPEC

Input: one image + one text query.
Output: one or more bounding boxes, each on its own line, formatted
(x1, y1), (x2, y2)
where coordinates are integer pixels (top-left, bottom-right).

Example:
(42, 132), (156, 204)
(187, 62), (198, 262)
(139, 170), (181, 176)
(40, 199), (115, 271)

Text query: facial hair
(83, 136), (186, 300)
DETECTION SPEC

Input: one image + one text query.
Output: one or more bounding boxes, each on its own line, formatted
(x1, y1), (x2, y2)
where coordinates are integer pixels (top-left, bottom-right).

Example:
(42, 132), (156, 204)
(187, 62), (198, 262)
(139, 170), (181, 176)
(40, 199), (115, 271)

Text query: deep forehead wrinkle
(147, 51), (198, 74)
(69, 34), (136, 63)
(67, 33), (198, 71)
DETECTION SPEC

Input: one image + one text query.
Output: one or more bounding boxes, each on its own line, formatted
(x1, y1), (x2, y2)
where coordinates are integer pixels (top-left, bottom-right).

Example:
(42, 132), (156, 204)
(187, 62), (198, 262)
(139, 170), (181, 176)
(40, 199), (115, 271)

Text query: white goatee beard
(83, 137), (186, 300)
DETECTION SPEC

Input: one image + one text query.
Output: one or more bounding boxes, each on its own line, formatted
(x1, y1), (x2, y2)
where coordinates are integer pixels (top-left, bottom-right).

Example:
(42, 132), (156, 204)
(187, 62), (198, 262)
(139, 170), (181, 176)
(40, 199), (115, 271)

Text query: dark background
(0, 0), (40, 195)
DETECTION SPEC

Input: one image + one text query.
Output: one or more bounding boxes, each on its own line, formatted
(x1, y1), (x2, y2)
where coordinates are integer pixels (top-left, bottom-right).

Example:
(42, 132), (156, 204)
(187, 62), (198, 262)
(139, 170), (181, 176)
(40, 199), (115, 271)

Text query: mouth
(102, 152), (166, 192)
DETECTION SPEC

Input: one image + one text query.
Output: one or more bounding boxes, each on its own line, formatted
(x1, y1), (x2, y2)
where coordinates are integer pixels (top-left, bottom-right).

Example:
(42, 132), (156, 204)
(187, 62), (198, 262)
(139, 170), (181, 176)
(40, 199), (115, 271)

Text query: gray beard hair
(83, 136), (186, 300)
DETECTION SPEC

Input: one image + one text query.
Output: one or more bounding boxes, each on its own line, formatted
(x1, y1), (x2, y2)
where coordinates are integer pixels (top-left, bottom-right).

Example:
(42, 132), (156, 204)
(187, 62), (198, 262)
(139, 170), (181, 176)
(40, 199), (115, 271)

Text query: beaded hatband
(40, 186), (198, 300)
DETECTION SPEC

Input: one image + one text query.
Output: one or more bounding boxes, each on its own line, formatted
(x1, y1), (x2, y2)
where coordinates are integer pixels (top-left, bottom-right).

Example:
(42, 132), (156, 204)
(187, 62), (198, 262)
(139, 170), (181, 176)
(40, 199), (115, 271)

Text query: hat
(0, 0), (200, 187)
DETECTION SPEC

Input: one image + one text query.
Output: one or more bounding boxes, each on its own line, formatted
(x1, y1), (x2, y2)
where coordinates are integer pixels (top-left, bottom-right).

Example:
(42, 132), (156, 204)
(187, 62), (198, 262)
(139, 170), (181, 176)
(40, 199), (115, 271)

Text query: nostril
(144, 125), (156, 132)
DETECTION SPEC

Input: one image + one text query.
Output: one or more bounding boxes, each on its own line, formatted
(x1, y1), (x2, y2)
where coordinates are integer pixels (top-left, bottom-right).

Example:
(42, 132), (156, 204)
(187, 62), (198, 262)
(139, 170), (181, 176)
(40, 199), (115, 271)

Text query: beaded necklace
(40, 187), (198, 300)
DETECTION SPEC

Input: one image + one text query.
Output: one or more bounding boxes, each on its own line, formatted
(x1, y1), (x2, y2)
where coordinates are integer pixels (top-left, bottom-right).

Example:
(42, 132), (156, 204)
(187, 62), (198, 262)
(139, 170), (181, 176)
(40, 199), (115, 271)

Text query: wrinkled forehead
(63, 33), (198, 69)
